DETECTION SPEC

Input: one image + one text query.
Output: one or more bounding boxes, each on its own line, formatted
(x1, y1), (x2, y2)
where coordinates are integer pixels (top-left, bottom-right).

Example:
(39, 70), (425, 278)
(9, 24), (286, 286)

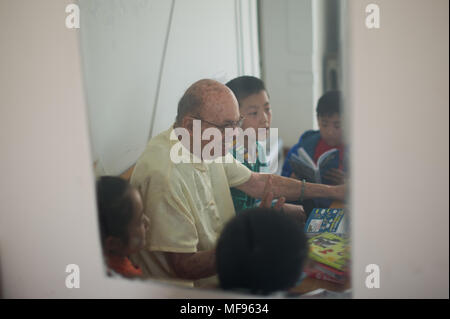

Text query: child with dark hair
(216, 207), (308, 295)
(281, 90), (346, 184)
(225, 76), (271, 211)
(281, 91), (346, 212)
(96, 176), (149, 278)
(225, 76), (305, 224)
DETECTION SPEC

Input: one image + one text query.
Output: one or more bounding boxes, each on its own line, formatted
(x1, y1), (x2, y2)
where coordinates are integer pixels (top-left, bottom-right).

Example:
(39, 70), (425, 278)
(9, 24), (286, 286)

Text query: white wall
(260, 0), (315, 148)
(312, 0), (341, 129)
(80, 0), (260, 176)
(346, 0), (449, 298)
(79, 0), (173, 176)
(260, 0), (340, 147)
(0, 0), (250, 298)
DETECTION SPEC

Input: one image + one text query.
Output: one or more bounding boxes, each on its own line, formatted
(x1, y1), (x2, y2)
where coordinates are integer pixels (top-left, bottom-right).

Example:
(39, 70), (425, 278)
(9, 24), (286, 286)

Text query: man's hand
(259, 175), (285, 209)
(258, 175), (305, 226)
(324, 168), (345, 185)
(165, 249), (216, 281)
(333, 183), (346, 201)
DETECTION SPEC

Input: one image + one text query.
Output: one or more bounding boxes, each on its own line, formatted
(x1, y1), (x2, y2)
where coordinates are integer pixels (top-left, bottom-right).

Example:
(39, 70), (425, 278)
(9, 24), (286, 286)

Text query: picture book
(308, 233), (350, 271)
(304, 208), (347, 238)
(288, 147), (339, 184)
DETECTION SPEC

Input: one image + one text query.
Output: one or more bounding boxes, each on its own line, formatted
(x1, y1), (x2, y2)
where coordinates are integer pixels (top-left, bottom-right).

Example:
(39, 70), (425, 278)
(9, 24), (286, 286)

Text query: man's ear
(181, 116), (194, 134)
(104, 236), (125, 255)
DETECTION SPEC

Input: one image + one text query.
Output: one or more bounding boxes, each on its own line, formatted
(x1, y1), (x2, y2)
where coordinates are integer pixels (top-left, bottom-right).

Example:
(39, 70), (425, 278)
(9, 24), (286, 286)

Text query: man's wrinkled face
(197, 89), (241, 159)
(178, 80), (243, 160)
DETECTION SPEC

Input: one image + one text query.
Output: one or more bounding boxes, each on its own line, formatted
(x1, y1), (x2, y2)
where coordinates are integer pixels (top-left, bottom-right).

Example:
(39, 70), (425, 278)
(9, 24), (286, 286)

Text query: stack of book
(304, 208), (347, 238)
(304, 232), (350, 284)
(303, 208), (350, 284)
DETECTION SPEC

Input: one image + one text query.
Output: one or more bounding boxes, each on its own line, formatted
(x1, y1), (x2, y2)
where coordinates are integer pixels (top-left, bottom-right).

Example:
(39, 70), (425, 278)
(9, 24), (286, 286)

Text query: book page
(289, 149), (321, 182)
(317, 148), (338, 168)
(289, 156), (317, 183)
(317, 149), (339, 183)
(298, 147), (317, 169)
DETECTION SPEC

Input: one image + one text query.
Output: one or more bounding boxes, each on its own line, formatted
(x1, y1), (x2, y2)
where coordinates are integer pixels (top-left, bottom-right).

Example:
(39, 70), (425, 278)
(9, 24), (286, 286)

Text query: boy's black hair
(316, 90), (341, 117)
(96, 176), (134, 246)
(216, 207), (308, 295)
(225, 76), (267, 105)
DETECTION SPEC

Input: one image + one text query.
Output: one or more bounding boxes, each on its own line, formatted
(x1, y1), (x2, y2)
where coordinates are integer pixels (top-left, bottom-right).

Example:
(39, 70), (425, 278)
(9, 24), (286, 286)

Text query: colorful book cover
(308, 233), (350, 271)
(304, 208), (347, 237)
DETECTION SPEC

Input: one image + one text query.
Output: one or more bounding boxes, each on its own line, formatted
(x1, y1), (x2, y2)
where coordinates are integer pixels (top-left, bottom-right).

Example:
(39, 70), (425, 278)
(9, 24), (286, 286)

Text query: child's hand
(281, 203), (306, 226)
(324, 168), (345, 185)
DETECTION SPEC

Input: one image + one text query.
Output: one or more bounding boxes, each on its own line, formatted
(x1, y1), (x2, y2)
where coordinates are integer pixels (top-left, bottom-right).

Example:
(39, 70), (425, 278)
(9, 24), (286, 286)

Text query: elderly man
(130, 79), (345, 288)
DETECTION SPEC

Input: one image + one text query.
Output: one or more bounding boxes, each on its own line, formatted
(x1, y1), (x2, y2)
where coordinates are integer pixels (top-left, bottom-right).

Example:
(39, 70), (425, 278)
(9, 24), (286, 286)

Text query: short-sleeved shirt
(129, 126), (252, 287)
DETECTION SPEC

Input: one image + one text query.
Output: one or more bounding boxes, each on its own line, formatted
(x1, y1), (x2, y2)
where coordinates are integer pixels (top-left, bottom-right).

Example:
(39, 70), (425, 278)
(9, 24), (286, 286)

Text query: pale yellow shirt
(130, 126), (252, 287)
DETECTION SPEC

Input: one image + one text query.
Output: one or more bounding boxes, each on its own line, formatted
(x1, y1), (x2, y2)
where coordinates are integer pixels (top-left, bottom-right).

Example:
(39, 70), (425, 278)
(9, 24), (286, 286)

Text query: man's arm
(235, 172), (346, 202)
(165, 249), (216, 281)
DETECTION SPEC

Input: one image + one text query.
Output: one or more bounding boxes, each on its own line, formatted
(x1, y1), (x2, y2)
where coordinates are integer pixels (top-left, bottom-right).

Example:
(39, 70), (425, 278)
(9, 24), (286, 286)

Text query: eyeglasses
(189, 115), (245, 131)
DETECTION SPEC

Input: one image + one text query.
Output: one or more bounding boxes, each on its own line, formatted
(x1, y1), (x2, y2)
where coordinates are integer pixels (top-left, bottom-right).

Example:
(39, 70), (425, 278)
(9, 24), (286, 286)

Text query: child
(216, 207), (308, 295)
(96, 176), (149, 278)
(225, 76), (271, 211)
(281, 91), (346, 211)
(281, 90), (346, 185)
(225, 76), (305, 223)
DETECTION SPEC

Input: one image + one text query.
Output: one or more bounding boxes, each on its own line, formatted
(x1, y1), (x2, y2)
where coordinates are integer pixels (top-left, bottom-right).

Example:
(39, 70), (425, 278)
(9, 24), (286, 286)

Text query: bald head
(175, 79), (239, 126)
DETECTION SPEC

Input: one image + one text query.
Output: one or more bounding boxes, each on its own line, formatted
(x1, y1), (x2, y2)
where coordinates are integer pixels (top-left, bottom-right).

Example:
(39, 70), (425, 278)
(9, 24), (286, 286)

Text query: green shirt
(230, 141), (269, 214)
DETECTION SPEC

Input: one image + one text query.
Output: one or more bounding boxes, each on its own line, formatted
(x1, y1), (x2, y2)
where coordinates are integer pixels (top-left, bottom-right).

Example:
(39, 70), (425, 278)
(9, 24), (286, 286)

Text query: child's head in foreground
(216, 207), (308, 295)
(226, 76), (271, 140)
(96, 176), (148, 257)
(316, 90), (342, 147)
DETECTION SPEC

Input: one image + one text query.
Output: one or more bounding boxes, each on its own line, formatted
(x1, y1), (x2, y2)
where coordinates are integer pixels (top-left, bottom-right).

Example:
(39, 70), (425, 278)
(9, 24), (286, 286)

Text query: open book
(288, 147), (339, 184)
